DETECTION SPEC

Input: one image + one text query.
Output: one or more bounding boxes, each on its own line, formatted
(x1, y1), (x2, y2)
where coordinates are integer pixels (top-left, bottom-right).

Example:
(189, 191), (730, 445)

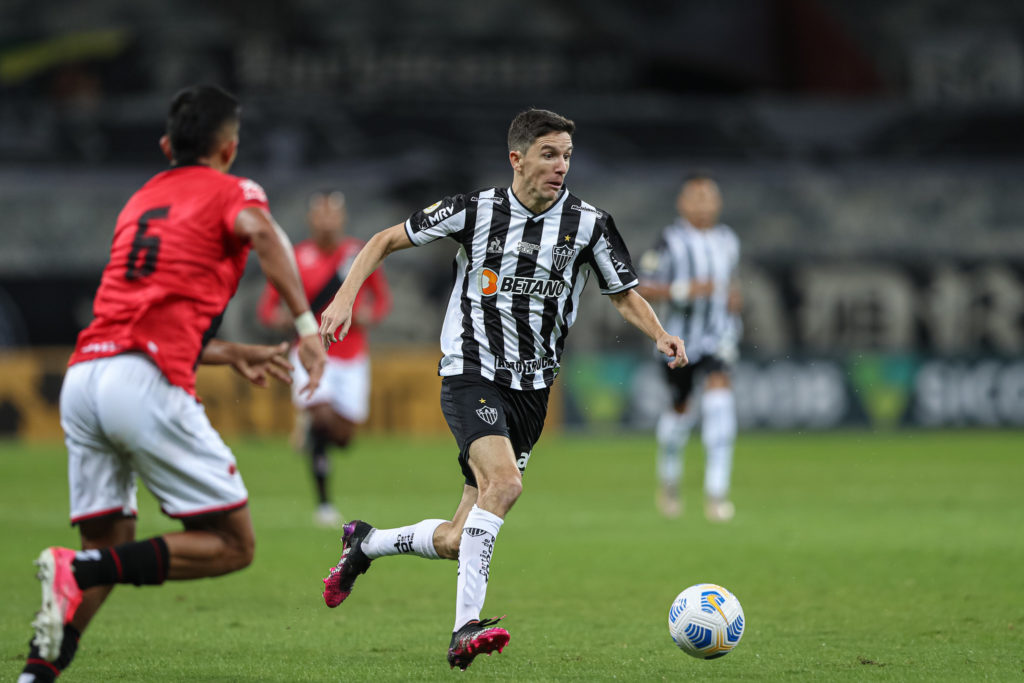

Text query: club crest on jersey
(476, 405), (498, 425)
(551, 244), (578, 270)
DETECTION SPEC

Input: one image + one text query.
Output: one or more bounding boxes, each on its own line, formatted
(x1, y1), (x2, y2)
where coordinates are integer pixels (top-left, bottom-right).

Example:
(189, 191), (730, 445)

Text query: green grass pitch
(2, 430), (1022, 681)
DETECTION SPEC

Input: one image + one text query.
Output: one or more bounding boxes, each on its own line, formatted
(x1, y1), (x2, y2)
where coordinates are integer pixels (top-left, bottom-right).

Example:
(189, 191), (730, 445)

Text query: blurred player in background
(258, 189), (391, 527)
(316, 109), (687, 670)
(638, 173), (741, 522)
(19, 85), (326, 683)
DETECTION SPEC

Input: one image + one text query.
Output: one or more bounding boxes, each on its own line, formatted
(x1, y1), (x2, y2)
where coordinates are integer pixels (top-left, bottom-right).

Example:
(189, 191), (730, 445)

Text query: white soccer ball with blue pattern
(668, 583), (745, 659)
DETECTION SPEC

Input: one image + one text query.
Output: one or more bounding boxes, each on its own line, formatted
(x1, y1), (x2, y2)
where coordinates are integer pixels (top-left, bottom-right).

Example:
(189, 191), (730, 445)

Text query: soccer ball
(668, 583), (745, 659)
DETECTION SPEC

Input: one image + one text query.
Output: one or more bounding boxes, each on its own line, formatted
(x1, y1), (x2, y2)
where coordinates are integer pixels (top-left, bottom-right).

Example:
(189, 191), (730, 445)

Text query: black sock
(72, 537), (170, 589)
(310, 429), (330, 505)
(22, 623), (80, 681)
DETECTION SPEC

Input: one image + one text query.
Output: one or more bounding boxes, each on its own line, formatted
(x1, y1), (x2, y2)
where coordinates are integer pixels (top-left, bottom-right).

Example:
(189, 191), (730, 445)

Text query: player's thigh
(93, 355), (248, 519)
(61, 360), (139, 524)
(325, 356), (370, 423)
(466, 434), (520, 487)
(440, 376), (512, 486)
(291, 352), (370, 421)
(664, 362), (699, 411)
(502, 384), (550, 476)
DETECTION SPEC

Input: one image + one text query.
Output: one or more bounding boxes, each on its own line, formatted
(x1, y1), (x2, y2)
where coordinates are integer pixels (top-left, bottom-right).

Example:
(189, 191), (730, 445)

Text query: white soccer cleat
(704, 498), (735, 523)
(314, 503), (343, 529)
(656, 486), (682, 519)
(31, 547), (83, 661)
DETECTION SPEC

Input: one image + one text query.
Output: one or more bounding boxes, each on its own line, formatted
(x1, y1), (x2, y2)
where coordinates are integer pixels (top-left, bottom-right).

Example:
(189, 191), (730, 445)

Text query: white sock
(361, 519), (445, 560)
(656, 409), (695, 487)
(453, 505), (503, 632)
(701, 388), (736, 499)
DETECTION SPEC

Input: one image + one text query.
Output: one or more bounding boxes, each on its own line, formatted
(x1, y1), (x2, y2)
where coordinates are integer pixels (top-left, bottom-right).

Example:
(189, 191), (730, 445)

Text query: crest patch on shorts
(475, 405), (498, 425)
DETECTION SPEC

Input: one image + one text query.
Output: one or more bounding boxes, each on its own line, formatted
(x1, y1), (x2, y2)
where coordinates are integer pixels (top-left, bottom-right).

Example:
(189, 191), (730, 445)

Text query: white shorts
(61, 353), (248, 523)
(290, 349), (370, 423)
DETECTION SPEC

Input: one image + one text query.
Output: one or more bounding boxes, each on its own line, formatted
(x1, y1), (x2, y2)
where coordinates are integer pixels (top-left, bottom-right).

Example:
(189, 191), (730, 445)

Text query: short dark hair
(683, 170), (716, 185)
(507, 109), (575, 153)
(166, 85), (240, 164)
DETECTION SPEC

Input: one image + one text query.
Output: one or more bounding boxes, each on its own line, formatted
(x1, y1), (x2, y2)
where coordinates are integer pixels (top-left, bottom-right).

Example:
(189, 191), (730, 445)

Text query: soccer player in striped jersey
(258, 189), (392, 528)
(637, 173), (742, 522)
(19, 85), (326, 683)
(316, 109), (687, 670)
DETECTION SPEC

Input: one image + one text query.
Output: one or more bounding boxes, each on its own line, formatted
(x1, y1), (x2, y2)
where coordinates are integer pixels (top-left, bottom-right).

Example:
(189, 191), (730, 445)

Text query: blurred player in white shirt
(638, 173), (741, 521)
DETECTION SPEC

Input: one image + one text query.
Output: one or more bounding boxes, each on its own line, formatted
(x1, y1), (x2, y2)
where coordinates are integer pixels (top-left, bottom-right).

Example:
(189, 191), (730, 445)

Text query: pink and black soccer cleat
(447, 616), (510, 671)
(31, 547), (83, 661)
(322, 520), (373, 608)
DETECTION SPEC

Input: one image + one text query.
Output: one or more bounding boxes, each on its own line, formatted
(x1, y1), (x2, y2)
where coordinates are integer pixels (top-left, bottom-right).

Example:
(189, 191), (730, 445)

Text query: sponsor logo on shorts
(476, 405), (498, 425)
(496, 356), (559, 375)
(551, 244), (578, 270)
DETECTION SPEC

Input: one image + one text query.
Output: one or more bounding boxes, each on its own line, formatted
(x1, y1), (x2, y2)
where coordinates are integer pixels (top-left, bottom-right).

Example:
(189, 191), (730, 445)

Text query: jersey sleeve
(586, 214), (639, 295)
(638, 230), (674, 284)
(404, 194), (469, 246)
(223, 177), (271, 236)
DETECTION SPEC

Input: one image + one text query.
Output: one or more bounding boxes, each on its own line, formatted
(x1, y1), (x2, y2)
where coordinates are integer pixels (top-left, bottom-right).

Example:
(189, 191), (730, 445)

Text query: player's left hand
(657, 333), (689, 369)
(230, 341), (294, 388)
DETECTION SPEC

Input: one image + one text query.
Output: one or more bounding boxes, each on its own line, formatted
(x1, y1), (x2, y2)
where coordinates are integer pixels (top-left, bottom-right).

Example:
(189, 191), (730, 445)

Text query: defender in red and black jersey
(21, 86), (327, 682)
(258, 190), (391, 526)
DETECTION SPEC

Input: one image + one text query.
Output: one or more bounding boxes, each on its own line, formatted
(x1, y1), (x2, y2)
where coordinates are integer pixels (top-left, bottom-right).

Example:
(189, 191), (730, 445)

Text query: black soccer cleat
(447, 616), (510, 671)
(322, 520), (373, 607)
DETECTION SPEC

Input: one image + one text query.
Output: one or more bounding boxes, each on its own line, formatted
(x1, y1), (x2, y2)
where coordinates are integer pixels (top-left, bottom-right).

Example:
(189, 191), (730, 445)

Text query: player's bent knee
(436, 529), (461, 560)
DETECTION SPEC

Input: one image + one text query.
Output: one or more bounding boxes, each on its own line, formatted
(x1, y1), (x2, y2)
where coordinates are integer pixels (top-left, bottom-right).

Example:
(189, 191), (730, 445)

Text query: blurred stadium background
(2, 0), (1023, 439)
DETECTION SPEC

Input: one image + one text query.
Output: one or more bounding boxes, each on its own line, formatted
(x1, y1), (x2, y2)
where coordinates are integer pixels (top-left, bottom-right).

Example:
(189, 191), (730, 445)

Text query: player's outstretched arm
(200, 340), (294, 388)
(235, 207), (326, 396)
(609, 289), (688, 368)
(319, 223), (412, 349)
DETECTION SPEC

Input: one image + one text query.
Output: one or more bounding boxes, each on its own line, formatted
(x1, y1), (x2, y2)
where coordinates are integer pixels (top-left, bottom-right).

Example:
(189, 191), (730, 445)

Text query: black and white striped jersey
(639, 219), (740, 363)
(404, 187), (637, 390)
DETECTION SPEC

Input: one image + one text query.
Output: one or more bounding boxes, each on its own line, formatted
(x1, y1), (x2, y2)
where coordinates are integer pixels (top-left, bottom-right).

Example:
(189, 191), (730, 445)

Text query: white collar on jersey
(507, 186), (569, 220)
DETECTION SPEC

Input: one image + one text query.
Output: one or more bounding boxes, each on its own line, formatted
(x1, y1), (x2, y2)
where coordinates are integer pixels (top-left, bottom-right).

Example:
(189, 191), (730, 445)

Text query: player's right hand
(318, 298), (354, 351)
(296, 334), (327, 398)
(657, 333), (689, 369)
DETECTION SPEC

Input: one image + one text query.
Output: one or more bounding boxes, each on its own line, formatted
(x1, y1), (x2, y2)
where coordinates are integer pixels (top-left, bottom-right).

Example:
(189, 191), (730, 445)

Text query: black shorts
(663, 356), (728, 407)
(440, 374), (550, 487)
